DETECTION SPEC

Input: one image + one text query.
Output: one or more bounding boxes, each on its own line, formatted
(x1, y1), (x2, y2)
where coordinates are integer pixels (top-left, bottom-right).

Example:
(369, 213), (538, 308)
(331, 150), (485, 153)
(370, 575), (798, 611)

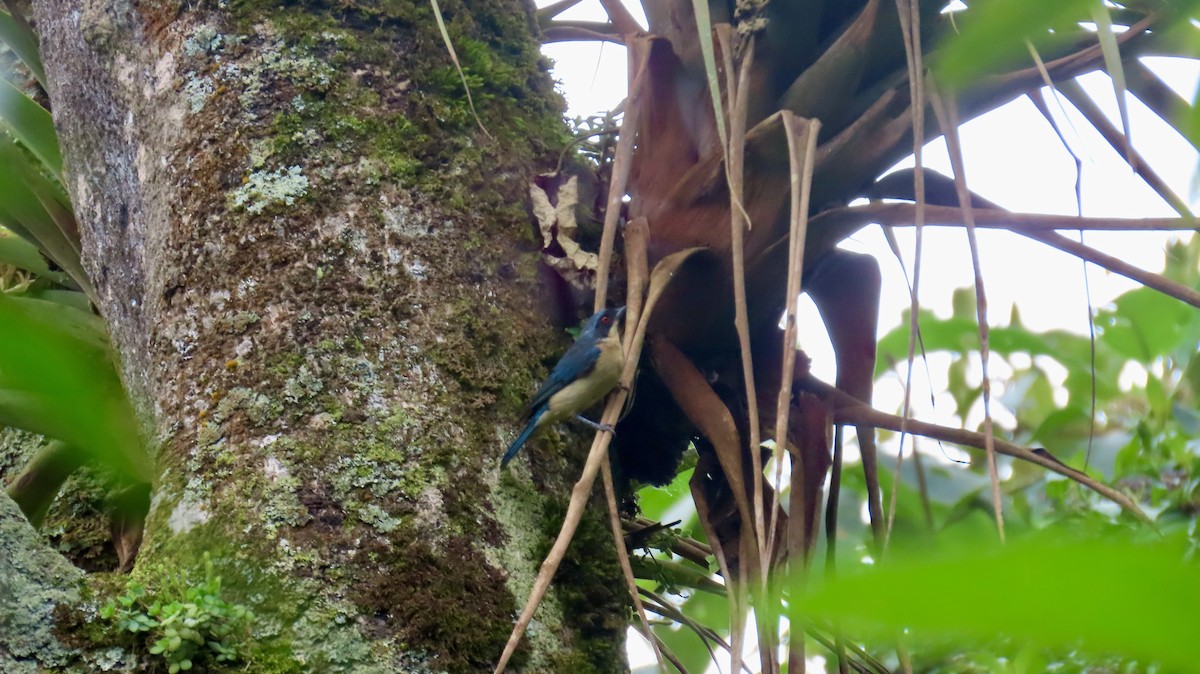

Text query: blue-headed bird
(501, 307), (626, 467)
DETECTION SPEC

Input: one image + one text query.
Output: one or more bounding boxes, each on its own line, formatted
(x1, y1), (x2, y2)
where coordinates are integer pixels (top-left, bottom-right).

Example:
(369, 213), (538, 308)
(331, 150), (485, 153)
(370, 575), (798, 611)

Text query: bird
(501, 306), (626, 467)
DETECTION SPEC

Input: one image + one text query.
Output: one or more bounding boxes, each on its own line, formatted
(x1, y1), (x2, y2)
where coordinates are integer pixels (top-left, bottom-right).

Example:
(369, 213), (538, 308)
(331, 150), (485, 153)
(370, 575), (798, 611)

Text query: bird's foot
(575, 415), (615, 435)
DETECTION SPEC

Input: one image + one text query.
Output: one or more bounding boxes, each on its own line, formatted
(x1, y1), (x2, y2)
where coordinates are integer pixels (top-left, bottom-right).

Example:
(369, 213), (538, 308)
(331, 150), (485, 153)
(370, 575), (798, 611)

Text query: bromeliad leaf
(0, 294), (148, 481)
(0, 77), (62, 179)
(0, 10), (47, 89)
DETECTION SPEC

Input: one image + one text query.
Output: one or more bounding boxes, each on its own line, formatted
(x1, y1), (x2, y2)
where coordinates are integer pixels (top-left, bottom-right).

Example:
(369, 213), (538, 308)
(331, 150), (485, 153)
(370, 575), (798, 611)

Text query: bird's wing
(524, 341), (601, 416)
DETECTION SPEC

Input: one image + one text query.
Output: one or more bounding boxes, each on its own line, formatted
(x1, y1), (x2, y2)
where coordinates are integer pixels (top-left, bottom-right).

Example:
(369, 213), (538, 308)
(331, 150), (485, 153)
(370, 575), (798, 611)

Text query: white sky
(535, 4), (1200, 672)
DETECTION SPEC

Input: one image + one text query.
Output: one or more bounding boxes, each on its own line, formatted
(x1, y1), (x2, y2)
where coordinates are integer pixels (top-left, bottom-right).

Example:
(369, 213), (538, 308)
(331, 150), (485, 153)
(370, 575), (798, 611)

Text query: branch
(1020, 229), (1200, 311)
(810, 202), (1200, 233)
(541, 22), (625, 44)
(598, 0), (643, 34)
(797, 377), (1153, 525)
(535, 0), (586, 23)
(808, 202), (1200, 310)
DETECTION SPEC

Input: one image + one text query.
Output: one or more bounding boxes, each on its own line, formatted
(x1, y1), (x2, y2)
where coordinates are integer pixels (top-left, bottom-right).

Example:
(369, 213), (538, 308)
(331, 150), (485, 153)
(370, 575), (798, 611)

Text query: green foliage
(0, 10), (46, 88)
(0, 293), (147, 482)
(933, 0), (1095, 87)
(0, 19), (145, 487)
(99, 555), (255, 673)
(0, 76), (60, 178)
(793, 529), (1200, 671)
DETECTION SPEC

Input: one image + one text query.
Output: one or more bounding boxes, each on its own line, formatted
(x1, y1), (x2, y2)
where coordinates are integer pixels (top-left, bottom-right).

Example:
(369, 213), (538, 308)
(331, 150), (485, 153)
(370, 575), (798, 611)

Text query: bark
(19, 0), (629, 671)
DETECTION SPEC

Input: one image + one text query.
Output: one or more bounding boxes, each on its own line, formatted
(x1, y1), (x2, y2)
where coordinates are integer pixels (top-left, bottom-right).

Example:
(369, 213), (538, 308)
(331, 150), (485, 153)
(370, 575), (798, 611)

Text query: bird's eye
(601, 316), (610, 324)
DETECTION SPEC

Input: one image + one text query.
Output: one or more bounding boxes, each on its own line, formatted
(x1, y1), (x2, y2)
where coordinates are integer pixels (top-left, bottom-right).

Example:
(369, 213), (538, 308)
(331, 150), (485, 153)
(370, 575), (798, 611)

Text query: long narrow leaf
(1089, 0), (1133, 165)
(690, 0), (727, 152)
(0, 139), (90, 296)
(0, 225), (55, 277)
(0, 10), (47, 89)
(0, 77), (62, 179)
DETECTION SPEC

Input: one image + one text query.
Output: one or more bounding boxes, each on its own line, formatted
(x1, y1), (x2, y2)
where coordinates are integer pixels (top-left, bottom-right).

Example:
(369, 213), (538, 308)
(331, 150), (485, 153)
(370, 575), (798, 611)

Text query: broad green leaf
(934, 0), (1095, 88)
(0, 10), (47, 89)
(1097, 286), (1199, 361)
(0, 293), (147, 481)
(0, 77), (61, 178)
(0, 224), (52, 275)
(18, 287), (92, 311)
(0, 138), (90, 295)
(637, 466), (694, 523)
(793, 531), (1200, 670)
(652, 586), (730, 674)
(876, 309), (1097, 377)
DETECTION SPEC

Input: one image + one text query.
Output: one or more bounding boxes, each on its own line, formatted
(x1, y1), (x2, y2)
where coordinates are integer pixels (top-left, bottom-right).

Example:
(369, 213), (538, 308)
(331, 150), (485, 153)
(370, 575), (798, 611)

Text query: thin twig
(799, 376), (1153, 524)
(601, 461), (665, 670)
(1057, 79), (1194, 218)
(927, 78), (1005, 544)
(713, 26), (761, 674)
(910, 439), (934, 530)
(542, 24), (625, 44)
(723, 32), (766, 569)
(810, 202), (1200, 232)
(776, 113), (820, 674)
(593, 37), (652, 311)
(826, 426), (850, 674)
(1022, 229), (1200, 310)
(884, 0), (926, 553)
(690, 467), (746, 674)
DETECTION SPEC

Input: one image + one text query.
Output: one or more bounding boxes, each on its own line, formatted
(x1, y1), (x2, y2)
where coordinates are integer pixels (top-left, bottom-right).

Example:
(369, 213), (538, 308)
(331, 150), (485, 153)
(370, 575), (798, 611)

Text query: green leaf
(0, 11), (48, 89)
(636, 467), (694, 522)
(793, 531), (1200, 670)
(1089, 1), (1133, 167)
(0, 293), (148, 481)
(0, 138), (91, 297)
(0, 225), (51, 275)
(0, 77), (62, 179)
(934, 0), (1095, 88)
(1097, 287), (1197, 361)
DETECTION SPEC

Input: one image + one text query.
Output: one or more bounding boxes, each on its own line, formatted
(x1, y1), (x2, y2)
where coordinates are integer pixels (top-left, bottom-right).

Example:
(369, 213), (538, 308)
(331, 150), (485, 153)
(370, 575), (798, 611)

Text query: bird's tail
(501, 408), (546, 467)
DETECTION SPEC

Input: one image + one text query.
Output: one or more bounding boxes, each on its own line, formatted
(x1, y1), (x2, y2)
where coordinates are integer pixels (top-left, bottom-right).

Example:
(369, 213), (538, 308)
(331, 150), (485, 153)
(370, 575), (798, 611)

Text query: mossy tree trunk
(20, 0), (629, 671)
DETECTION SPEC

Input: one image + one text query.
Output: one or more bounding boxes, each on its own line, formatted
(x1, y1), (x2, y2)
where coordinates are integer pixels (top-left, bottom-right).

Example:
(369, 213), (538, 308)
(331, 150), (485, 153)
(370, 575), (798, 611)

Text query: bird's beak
(615, 306), (626, 324)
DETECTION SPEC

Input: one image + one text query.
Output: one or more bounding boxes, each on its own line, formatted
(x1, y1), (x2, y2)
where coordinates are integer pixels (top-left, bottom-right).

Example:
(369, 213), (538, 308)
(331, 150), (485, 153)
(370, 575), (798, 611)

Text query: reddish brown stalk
(767, 113), (819, 563)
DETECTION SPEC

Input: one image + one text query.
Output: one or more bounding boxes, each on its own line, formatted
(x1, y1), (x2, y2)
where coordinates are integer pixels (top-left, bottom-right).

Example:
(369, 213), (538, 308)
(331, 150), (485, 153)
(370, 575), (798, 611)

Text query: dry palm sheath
(501, 307), (625, 466)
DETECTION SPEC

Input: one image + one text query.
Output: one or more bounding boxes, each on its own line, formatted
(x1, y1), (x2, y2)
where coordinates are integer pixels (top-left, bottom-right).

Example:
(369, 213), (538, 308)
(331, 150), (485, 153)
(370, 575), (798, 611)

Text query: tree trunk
(22, 0), (629, 670)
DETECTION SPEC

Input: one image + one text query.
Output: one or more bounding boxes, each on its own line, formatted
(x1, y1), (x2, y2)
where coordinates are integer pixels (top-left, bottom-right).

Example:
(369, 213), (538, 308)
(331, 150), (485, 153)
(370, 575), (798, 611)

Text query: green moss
(126, 509), (390, 672)
(42, 465), (124, 573)
(0, 496), (83, 671)
(210, 0), (567, 232)
(348, 536), (524, 673)
(217, 310), (261, 333)
(538, 499), (629, 674)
